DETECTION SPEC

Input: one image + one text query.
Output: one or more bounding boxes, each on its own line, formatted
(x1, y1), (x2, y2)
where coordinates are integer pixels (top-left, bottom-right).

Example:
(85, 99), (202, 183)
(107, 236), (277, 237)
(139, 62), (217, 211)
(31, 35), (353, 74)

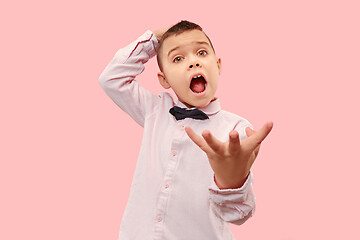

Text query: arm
(185, 121), (273, 225)
(207, 121), (256, 225)
(98, 30), (160, 127)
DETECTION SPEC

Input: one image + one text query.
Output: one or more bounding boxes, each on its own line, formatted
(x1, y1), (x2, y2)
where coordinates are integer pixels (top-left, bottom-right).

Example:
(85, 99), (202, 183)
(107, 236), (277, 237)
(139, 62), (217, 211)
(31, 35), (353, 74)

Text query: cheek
(168, 77), (185, 89)
(175, 80), (188, 90)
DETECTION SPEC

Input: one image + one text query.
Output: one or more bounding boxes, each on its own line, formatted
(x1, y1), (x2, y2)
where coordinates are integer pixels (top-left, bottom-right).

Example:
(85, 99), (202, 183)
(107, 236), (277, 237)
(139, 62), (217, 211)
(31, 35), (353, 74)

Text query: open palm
(185, 122), (273, 189)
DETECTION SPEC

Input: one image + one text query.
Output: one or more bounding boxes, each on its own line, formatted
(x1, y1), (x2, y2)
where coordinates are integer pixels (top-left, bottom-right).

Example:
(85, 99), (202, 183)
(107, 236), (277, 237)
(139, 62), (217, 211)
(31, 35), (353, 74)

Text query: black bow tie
(169, 106), (209, 120)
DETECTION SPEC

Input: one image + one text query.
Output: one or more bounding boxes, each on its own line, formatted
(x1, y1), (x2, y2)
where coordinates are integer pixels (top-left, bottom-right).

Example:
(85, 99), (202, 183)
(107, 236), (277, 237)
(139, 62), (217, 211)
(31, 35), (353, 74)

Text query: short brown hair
(156, 20), (215, 71)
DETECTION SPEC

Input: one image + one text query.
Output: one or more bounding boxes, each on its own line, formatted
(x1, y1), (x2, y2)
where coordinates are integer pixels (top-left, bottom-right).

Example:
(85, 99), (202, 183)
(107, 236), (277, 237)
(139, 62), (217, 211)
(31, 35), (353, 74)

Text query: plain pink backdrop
(1, 0), (359, 239)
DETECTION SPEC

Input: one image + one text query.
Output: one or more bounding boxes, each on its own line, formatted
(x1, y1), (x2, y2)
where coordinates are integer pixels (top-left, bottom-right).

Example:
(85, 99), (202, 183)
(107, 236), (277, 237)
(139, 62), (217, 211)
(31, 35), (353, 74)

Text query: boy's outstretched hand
(185, 122), (273, 189)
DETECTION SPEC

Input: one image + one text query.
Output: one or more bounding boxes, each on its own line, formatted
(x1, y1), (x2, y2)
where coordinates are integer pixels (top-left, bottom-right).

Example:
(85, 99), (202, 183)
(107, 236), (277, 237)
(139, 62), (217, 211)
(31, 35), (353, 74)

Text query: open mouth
(190, 74), (207, 93)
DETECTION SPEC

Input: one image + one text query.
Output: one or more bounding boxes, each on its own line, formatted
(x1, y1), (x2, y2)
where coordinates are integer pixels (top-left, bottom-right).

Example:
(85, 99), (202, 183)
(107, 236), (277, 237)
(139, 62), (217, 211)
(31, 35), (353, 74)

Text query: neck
(180, 97), (217, 109)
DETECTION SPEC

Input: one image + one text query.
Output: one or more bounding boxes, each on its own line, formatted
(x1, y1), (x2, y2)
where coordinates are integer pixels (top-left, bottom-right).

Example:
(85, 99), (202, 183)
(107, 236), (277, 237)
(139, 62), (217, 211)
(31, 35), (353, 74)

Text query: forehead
(161, 29), (211, 55)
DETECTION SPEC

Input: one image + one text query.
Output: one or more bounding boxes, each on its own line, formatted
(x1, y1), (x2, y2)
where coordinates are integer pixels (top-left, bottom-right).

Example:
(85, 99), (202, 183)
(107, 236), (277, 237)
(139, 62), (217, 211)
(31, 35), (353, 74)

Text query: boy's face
(157, 29), (222, 108)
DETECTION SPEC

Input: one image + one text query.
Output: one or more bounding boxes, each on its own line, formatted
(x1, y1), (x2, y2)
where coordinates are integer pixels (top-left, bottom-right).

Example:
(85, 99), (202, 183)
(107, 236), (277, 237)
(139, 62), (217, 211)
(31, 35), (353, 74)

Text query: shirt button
(156, 215), (162, 222)
(164, 183), (169, 189)
(171, 150), (177, 156)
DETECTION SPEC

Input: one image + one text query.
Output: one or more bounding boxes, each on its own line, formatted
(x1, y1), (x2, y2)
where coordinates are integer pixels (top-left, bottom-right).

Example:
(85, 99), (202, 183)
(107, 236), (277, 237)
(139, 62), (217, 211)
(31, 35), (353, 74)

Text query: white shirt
(98, 30), (256, 240)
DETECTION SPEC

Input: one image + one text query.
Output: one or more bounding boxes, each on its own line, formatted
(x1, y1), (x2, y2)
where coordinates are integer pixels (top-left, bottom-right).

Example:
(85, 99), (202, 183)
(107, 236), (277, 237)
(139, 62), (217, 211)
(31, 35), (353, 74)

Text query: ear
(157, 72), (171, 89)
(217, 58), (222, 75)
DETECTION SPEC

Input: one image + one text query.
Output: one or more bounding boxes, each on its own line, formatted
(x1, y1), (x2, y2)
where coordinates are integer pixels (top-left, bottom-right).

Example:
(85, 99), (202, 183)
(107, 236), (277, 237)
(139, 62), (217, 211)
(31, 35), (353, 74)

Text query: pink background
(1, 0), (359, 239)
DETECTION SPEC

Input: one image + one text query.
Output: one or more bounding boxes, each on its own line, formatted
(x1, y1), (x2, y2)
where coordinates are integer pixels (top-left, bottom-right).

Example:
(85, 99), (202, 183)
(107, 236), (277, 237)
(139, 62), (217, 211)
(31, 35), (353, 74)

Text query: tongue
(190, 78), (205, 93)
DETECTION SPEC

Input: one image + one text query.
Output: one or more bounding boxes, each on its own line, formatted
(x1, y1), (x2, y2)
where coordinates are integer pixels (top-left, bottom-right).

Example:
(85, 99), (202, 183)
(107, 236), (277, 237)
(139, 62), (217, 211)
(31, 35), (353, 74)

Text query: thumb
(245, 127), (256, 137)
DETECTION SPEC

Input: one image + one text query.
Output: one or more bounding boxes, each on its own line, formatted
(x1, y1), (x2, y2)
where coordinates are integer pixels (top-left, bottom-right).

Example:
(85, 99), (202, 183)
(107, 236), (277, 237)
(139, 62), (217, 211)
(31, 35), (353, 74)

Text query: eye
(173, 56), (184, 63)
(197, 50), (207, 56)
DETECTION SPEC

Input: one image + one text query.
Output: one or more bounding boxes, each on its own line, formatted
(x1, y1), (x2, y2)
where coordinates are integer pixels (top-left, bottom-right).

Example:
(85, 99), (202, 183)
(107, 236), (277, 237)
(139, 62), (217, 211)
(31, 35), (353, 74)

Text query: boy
(99, 20), (272, 240)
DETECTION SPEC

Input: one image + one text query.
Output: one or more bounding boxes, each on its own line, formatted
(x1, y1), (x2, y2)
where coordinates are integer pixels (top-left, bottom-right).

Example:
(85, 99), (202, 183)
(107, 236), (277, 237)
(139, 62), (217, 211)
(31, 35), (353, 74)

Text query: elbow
(98, 73), (116, 92)
(98, 73), (108, 90)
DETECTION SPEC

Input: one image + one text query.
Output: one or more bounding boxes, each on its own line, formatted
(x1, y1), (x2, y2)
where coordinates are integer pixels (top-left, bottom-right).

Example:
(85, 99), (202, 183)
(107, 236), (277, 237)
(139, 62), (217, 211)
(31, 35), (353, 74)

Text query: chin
(180, 93), (214, 108)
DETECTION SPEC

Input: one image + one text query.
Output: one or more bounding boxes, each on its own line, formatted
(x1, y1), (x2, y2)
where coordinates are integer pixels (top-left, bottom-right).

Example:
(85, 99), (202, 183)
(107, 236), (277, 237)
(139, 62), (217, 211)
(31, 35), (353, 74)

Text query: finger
(185, 126), (211, 153)
(245, 127), (256, 137)
(202, 130), (225, 155)
(245, 121), (273, 152)
(228, 130), (240, 154)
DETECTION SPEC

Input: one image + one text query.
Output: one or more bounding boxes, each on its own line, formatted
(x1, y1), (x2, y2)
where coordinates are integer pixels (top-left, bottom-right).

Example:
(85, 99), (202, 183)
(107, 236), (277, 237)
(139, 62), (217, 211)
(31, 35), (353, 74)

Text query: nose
(189, 63), (200, 69)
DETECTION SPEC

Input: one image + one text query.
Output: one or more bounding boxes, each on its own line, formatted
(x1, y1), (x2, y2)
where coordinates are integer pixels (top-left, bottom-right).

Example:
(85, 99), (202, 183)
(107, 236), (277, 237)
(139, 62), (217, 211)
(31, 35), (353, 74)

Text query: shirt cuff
(208, 171), (255, 221)
(118, 30), (159, 61)
(141, 30), (159, 57)
(208, 171), (253, 194)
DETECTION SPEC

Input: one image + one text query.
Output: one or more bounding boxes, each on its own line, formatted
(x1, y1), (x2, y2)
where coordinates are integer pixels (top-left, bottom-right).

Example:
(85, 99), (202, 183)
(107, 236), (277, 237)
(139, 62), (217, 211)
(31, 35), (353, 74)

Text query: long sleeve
(98, 30), (160, 127)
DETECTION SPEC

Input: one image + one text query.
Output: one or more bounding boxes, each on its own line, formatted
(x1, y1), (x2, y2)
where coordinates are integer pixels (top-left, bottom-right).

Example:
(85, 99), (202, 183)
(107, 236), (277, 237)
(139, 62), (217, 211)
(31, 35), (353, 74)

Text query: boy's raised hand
(153, 26), (171, 41)
(185, 122), (273, 189)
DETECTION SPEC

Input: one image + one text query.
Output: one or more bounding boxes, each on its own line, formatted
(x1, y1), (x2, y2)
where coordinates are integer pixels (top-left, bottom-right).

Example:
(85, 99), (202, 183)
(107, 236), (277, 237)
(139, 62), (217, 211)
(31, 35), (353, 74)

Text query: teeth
(193, 75), (202, 78)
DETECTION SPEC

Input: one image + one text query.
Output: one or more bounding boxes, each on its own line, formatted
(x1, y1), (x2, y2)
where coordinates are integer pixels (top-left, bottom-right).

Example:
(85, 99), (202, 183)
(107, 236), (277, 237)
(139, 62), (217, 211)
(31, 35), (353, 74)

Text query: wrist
(152, 30), (161, 41)
(214, 173), (249, 190)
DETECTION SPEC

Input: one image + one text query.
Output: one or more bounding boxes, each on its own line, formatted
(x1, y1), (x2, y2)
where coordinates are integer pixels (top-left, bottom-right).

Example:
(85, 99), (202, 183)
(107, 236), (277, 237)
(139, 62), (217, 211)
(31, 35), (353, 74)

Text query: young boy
(98, 20), (272, 240)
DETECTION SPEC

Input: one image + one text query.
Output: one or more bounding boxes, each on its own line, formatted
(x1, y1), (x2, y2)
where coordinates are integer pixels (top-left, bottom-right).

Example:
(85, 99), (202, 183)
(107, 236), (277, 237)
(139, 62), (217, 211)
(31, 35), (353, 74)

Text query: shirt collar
(175, 98), (221, 117)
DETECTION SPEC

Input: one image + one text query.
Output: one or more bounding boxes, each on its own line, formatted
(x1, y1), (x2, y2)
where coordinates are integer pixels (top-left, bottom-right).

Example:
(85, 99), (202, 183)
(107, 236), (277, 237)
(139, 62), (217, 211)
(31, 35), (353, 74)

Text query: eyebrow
(167, 41), (210, 57)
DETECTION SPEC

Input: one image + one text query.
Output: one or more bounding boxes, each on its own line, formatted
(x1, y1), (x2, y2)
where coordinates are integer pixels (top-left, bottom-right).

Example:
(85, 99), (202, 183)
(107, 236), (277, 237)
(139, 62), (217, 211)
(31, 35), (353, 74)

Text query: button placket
(154, 119), (190, 236)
